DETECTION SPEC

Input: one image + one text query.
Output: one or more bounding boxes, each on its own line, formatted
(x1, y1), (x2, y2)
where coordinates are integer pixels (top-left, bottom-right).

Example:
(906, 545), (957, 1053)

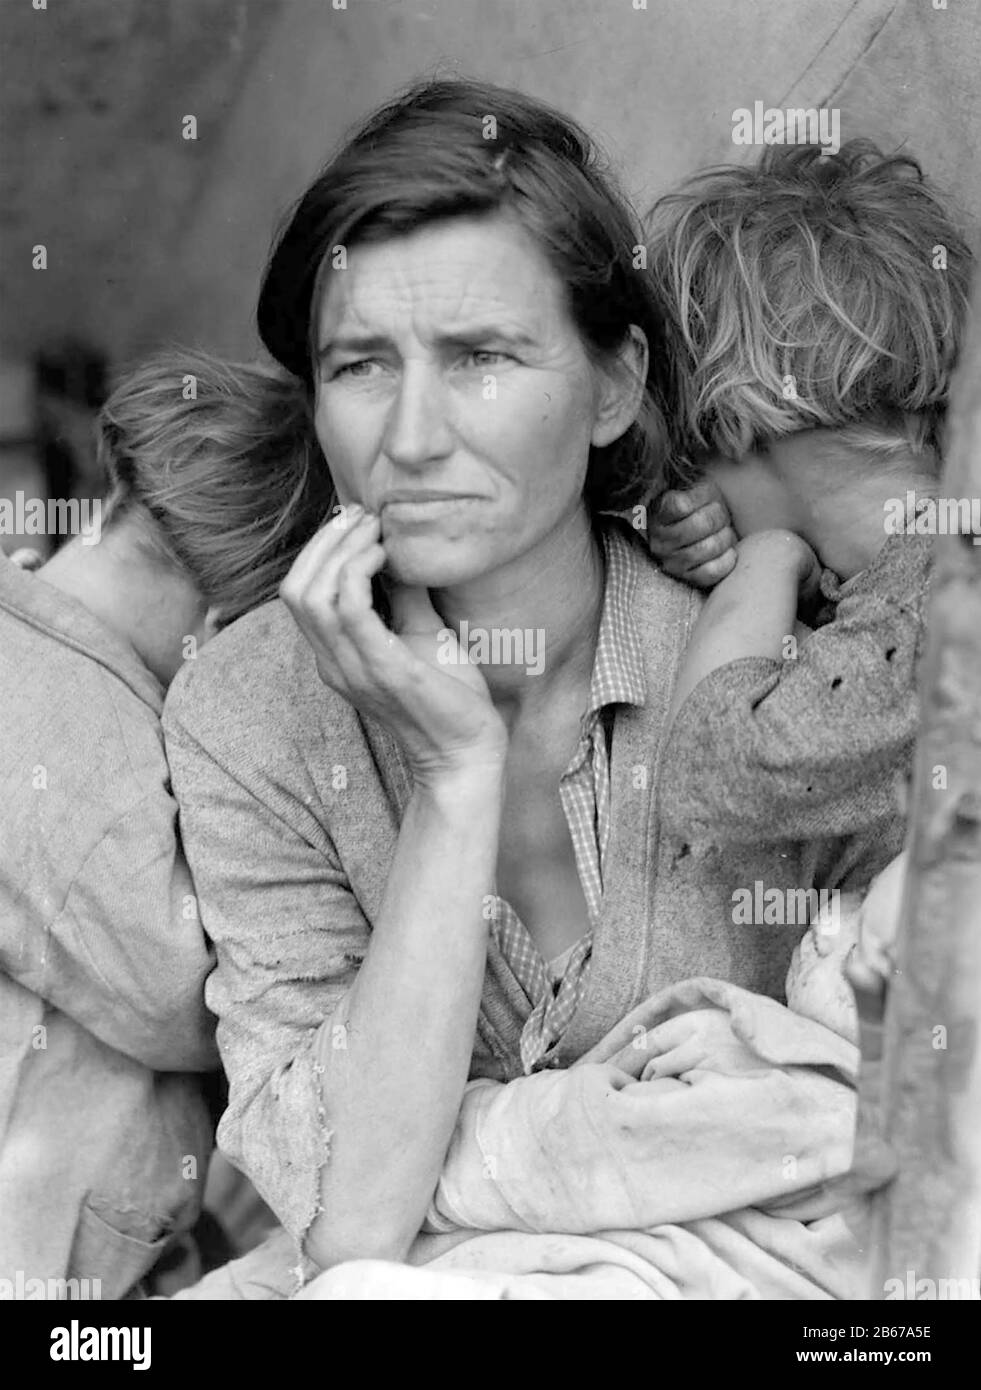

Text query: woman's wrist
(411, 743), (508, 804)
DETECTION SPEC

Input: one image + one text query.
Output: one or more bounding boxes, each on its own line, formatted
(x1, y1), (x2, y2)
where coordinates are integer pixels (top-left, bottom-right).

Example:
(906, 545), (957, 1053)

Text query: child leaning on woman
(0, 350), (332, 1298)
(645, 139), (972, 1031)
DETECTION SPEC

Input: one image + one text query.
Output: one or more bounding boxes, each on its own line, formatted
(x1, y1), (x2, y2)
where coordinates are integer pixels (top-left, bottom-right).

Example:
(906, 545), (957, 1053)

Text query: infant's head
(786, 854), (908, 1042)
(785, 890), (862, 1042)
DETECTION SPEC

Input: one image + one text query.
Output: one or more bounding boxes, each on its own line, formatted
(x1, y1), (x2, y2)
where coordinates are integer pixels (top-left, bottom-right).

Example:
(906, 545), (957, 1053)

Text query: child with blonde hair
(645, 140), (972, 851)
(640, 143), (972, 1249)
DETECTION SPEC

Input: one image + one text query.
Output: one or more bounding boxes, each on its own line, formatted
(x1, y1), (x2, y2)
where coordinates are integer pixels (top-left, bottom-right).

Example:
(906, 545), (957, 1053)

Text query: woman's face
(312, 212), (615, 587)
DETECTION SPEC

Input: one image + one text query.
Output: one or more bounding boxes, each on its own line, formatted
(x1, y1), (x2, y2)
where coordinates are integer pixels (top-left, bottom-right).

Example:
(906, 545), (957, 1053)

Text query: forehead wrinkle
(318, 231), (559, 350)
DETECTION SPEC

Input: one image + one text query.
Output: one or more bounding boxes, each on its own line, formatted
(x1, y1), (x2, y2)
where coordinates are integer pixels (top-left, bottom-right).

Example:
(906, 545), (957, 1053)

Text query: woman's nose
(383, 361), (454, 470)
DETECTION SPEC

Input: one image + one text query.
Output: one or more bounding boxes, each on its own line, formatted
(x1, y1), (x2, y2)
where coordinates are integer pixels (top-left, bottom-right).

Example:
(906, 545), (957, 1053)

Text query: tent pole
(868, 264), (981, 1298)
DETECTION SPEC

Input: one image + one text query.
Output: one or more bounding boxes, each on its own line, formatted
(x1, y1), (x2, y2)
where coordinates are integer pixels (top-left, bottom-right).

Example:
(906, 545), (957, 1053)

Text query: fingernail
(330, 503), (361, 530)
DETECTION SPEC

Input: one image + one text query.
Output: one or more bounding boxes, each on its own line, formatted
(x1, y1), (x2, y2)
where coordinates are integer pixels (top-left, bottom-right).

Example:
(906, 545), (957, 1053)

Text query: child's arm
(658, 533), (931, 846)
(666, 529), (818, 726)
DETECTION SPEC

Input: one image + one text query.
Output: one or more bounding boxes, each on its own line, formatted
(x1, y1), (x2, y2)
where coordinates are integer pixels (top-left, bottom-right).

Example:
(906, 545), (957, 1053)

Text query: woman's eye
(333, 359), (381, 380)
(468, 349), (512, 367)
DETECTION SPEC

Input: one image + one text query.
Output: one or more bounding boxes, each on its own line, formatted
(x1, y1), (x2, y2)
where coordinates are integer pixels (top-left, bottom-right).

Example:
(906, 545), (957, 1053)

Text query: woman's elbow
(304, 1213), (416, 1273)
(305, 1164), (427, 1271)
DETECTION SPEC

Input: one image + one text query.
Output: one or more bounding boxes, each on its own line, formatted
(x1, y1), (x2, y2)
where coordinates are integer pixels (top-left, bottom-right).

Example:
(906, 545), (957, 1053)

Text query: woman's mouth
(380, 494), (482, 523)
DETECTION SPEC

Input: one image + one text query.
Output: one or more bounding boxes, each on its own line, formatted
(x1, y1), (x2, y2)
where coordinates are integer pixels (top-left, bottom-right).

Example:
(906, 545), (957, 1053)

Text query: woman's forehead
(315, 213), (569, 344)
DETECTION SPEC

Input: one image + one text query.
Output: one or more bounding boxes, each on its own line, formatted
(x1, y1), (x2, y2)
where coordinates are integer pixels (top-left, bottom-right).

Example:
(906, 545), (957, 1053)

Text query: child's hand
(734, 529), (822, 607)
(648, 481), (738, 589)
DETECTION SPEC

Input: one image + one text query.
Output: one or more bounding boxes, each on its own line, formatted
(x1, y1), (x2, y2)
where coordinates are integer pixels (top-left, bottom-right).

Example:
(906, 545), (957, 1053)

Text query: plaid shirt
(490, 524), (647, 1073)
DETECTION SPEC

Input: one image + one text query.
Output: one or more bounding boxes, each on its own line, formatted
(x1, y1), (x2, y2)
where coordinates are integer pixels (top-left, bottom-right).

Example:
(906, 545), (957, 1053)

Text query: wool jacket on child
(657, 533), (932, 846)
(0, 555), (217, 1297)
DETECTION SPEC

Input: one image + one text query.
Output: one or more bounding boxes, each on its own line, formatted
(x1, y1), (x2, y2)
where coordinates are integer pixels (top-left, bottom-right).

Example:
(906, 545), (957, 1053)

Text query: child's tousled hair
(98, 349), (334, 628)
(645, 140), (973, 487)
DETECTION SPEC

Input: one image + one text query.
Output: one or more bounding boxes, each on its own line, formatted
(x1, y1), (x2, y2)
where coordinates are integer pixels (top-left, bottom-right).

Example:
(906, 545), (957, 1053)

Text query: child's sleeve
(657, 537), (931, 846)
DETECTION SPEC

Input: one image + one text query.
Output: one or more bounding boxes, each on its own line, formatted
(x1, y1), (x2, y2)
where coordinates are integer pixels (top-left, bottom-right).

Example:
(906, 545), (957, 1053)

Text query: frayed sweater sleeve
(163, 683), (367, 1247)
(657, 536), (931, 846)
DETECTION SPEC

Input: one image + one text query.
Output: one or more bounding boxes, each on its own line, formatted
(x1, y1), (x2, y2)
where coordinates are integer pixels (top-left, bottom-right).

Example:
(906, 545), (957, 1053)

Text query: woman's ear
(590, 325), (649, 449)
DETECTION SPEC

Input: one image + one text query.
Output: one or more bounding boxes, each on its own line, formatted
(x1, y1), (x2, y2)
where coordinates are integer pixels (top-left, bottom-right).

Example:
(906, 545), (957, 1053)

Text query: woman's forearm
(304, 758), (505, 1270)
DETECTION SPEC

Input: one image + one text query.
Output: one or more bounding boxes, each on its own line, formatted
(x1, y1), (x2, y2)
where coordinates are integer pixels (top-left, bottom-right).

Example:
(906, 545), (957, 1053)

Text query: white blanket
(302, 974), (867, 1300)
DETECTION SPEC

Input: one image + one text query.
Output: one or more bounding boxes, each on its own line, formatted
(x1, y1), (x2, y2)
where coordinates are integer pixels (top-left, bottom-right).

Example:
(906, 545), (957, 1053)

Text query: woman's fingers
(644, 1011), (699, 1050)
(285, 511), (381, 621)
(282, 509), (505, 768)
(281, 511), (389, 693)
(334, 542), (387, 626)
(279, 506), (351, 595)
(333, 547), (423, 683)
(645, 1039), (699, 1077)
(643, 1009), (719, 1061)
(280, 504), (373, 601)
(640, 1008), (765, 1078)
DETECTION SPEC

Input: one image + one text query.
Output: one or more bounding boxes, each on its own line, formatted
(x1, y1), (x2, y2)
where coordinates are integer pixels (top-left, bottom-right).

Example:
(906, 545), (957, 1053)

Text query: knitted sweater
(658, 534), (931, 847)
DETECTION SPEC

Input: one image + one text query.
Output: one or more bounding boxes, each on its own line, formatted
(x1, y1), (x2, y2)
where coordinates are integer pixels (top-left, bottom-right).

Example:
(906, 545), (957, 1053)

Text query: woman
(163, 79), (904, 1291)
(0, 351), (332, 1298)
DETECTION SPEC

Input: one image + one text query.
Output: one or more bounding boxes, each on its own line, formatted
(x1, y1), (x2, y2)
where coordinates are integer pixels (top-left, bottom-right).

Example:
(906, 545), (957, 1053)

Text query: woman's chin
(382, 535), (485, 589)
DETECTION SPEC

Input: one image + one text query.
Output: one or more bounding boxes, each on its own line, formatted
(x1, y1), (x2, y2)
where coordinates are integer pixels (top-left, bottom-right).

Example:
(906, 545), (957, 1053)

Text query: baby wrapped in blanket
(296, 859), (902, 1301)
(294, 142), (943, 1303)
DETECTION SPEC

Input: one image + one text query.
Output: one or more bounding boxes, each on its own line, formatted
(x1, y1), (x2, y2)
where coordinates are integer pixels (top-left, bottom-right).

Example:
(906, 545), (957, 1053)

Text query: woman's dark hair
(257, 77), (672, 510)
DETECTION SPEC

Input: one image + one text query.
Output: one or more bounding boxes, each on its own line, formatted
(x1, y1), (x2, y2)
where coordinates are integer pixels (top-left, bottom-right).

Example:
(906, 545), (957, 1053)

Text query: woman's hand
(647, 481), (738, 589)
(280, 506), (507, 780)
(637, 1008), (766, 1080)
